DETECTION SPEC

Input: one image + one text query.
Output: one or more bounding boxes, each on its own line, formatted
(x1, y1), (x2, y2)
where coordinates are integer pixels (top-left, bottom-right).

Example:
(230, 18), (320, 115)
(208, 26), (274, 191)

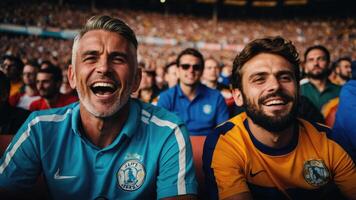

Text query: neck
(80, 102), (129, 148)
(45, 93), (60, 108)
(25, 85), (38, 96)
(139, 88), (153, 102)
(309, 78), (327, 92)
(180, 82), (199, 101)
(204, 80), (217, 89)
(247, 118), (295, 149)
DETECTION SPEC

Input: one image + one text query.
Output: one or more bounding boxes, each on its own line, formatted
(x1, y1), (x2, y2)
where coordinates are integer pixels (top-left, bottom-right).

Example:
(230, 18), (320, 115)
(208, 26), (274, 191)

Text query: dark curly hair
(231, 36), (300, 89)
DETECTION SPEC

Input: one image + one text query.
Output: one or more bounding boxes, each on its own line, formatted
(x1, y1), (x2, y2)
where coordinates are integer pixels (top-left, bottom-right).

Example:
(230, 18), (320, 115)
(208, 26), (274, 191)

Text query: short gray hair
(71, 15), (138, 66)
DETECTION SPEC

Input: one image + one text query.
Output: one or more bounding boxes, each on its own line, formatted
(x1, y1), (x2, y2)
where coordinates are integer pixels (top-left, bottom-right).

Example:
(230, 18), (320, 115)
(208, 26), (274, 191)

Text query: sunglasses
(179, 64), (203, 71)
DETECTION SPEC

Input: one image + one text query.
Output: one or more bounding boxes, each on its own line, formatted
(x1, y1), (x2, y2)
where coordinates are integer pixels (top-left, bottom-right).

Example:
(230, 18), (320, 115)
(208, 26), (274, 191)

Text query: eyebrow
(81, 51), (128, 60)
(248, 70), (294, 80)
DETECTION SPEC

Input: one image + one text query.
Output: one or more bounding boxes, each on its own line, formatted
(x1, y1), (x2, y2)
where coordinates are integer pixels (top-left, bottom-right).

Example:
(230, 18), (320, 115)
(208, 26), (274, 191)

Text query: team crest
(117, 159), (146, 191)
(203, 104), (212, 114)
(303, 159), (330, 187)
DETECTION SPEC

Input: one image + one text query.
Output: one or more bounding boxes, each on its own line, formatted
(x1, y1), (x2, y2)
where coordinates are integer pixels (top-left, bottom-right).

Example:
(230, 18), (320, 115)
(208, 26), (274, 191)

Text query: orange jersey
(203, 113), (356, 200)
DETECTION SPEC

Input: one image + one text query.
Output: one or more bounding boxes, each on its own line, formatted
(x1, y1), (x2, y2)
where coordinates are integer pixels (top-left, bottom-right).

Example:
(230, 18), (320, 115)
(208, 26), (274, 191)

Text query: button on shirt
(157, 83), (229, 136)
(0, 99), (197, 199)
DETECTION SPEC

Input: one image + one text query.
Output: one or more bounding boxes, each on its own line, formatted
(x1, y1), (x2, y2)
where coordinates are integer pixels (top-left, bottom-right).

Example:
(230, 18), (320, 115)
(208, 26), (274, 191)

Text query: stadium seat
(190, 135), (207, 199)
(0, 134), (13, 156)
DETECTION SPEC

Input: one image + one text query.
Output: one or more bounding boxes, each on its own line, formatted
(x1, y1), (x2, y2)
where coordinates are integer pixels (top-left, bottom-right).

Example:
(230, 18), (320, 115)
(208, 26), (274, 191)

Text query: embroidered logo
(303, 159), (330, 187)
(203, 104), (212, 114)
(117, 159), (146, 191)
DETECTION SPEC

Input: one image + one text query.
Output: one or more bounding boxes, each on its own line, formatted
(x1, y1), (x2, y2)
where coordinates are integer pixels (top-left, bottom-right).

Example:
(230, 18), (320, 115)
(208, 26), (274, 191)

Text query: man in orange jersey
(203, 36), (356, 200)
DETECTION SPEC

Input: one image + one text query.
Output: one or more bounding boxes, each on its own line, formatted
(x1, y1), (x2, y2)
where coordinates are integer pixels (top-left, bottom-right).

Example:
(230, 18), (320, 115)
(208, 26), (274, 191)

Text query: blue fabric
(157, 83), (229, 136)
(202, 122), (235, 200)
(332, 80), (356, 163)
(0, 99), (197, 199)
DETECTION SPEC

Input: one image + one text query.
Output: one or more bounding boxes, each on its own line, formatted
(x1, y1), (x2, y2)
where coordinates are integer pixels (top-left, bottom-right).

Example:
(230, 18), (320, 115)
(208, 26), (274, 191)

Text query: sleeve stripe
(150, 115), (187, 195)
(0, 109), (72, 174)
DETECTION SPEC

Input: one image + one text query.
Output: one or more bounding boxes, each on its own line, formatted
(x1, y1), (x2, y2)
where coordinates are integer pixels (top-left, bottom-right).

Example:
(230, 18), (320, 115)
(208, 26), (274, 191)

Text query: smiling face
(69, 30), (141, 118)
(178, 55), (203, 87)
(233, 53), (298, 132)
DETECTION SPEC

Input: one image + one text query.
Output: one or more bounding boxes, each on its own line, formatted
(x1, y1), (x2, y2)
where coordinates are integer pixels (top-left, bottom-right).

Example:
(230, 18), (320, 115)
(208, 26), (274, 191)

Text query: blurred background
(0, 0), (355, 70)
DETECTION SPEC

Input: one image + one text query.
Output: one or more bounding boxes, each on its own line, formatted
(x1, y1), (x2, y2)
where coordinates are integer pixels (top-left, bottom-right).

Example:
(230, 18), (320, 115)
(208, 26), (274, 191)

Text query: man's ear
(131, 67), (142, 93)
(232, 88), (244, 107)
(68, 64), (76, 89)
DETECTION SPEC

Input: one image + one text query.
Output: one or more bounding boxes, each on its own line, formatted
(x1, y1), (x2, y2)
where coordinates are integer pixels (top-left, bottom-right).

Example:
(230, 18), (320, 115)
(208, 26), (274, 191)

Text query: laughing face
(69, 30), (141, 118)
(233, 53), (298, 132)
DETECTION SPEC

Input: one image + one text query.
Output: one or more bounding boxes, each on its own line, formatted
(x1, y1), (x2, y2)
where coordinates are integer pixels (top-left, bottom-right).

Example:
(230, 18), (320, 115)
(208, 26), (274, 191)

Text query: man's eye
(252, 77), (265, 84)
(83, 56), (96, 62)
(112, 57), (125, 64)
(280, 75), (293, 82)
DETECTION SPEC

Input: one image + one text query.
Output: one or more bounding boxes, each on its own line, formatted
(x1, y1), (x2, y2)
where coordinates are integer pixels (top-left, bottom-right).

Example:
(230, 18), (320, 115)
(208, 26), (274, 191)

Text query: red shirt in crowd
(29, 94), (78, 111)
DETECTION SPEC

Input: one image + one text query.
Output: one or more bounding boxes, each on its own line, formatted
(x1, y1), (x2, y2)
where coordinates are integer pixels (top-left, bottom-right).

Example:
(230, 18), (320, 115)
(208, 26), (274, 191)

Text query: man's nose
(96, 58), (111, 74)
(267, 77), (281, 93)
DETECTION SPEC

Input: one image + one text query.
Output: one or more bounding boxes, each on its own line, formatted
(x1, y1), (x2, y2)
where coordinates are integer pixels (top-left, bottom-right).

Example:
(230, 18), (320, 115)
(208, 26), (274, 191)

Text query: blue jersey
(0, 99), (197, 199)
(157, 83), (229, 136)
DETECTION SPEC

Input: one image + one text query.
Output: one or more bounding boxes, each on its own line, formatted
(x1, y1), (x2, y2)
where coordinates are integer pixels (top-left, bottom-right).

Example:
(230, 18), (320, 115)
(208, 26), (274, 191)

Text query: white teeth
(265, 100), (285, 106)
(92, 82), (115, 89)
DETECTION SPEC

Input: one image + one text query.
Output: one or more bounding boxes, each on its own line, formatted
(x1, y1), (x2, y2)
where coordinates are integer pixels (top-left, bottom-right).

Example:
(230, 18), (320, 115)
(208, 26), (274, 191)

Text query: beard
(306, 68), (330, 80)
(242, 90), (298, 132)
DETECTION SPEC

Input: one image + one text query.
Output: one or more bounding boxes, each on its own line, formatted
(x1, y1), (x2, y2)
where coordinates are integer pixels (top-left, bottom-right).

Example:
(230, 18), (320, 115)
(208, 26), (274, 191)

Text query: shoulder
(298, 119), (342, 147)
(205, 113), (246, 149)
(27, 102), (78, 127)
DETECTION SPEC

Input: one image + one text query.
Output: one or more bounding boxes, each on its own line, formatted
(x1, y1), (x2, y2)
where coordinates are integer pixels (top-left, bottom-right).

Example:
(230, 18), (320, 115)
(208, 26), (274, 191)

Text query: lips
(263, 98), (287, 106)
(259, 91), (293, 107)
(90, 81), (118, 96)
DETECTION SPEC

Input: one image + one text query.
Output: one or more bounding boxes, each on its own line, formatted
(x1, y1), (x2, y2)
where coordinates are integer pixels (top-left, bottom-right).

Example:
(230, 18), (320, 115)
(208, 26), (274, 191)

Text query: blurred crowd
(0, 2), (355, 135)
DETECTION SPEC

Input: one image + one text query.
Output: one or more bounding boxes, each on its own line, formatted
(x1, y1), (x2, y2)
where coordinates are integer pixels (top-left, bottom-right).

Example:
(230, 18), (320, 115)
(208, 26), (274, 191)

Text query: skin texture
(304, 49), (329, 79)
(336, 60), (352, 80)
(177, 55), (203, 100)
(36, 72), (60, 99)
(203, 58), (220, 84)
(68, 30), (141, 148)
(229, 53), (299, 199)
(165, 64), (178, 88)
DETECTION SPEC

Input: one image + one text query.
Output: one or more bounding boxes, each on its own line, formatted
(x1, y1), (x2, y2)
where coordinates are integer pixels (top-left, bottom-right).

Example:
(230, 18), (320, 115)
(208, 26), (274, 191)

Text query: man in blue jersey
(0, 15), (197, 199)
(157, 48), (229, 136)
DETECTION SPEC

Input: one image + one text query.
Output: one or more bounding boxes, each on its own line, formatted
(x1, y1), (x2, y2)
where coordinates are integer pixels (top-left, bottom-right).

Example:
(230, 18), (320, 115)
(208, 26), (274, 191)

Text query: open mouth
(90, 82), (118, 96)
(263, 99), (287, 106)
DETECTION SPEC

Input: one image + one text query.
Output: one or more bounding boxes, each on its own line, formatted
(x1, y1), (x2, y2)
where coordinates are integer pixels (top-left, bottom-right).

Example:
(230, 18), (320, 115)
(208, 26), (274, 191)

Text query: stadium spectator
(202, 57), (234, 108)
(330, 57), (352, 86)
(332, 60), (356, 163)
(137, 68), (161, 104)
(0, 15), (198, 199)
(29, 67), (78, 110)
(0, 71), (30, 135)
(163, 61), (178, 88)
(1, 55), (24, 96)
(203, 36), (356, 200)
(157, 48), (229, 136)
(9, 60), (41, 110)
(60, 67), (77, 96)
(301, 45), (341, 111)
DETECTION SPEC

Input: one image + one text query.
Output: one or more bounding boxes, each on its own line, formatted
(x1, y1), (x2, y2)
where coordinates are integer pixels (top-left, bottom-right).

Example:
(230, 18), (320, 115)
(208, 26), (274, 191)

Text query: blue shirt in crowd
(332, 80), (356, 163)
(157, 83), (229, 136)
(0, 99), (197, 199)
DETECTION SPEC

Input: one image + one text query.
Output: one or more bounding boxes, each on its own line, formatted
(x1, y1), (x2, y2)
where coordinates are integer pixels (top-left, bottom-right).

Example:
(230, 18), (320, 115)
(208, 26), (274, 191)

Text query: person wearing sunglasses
(157, 48), (229, 136)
